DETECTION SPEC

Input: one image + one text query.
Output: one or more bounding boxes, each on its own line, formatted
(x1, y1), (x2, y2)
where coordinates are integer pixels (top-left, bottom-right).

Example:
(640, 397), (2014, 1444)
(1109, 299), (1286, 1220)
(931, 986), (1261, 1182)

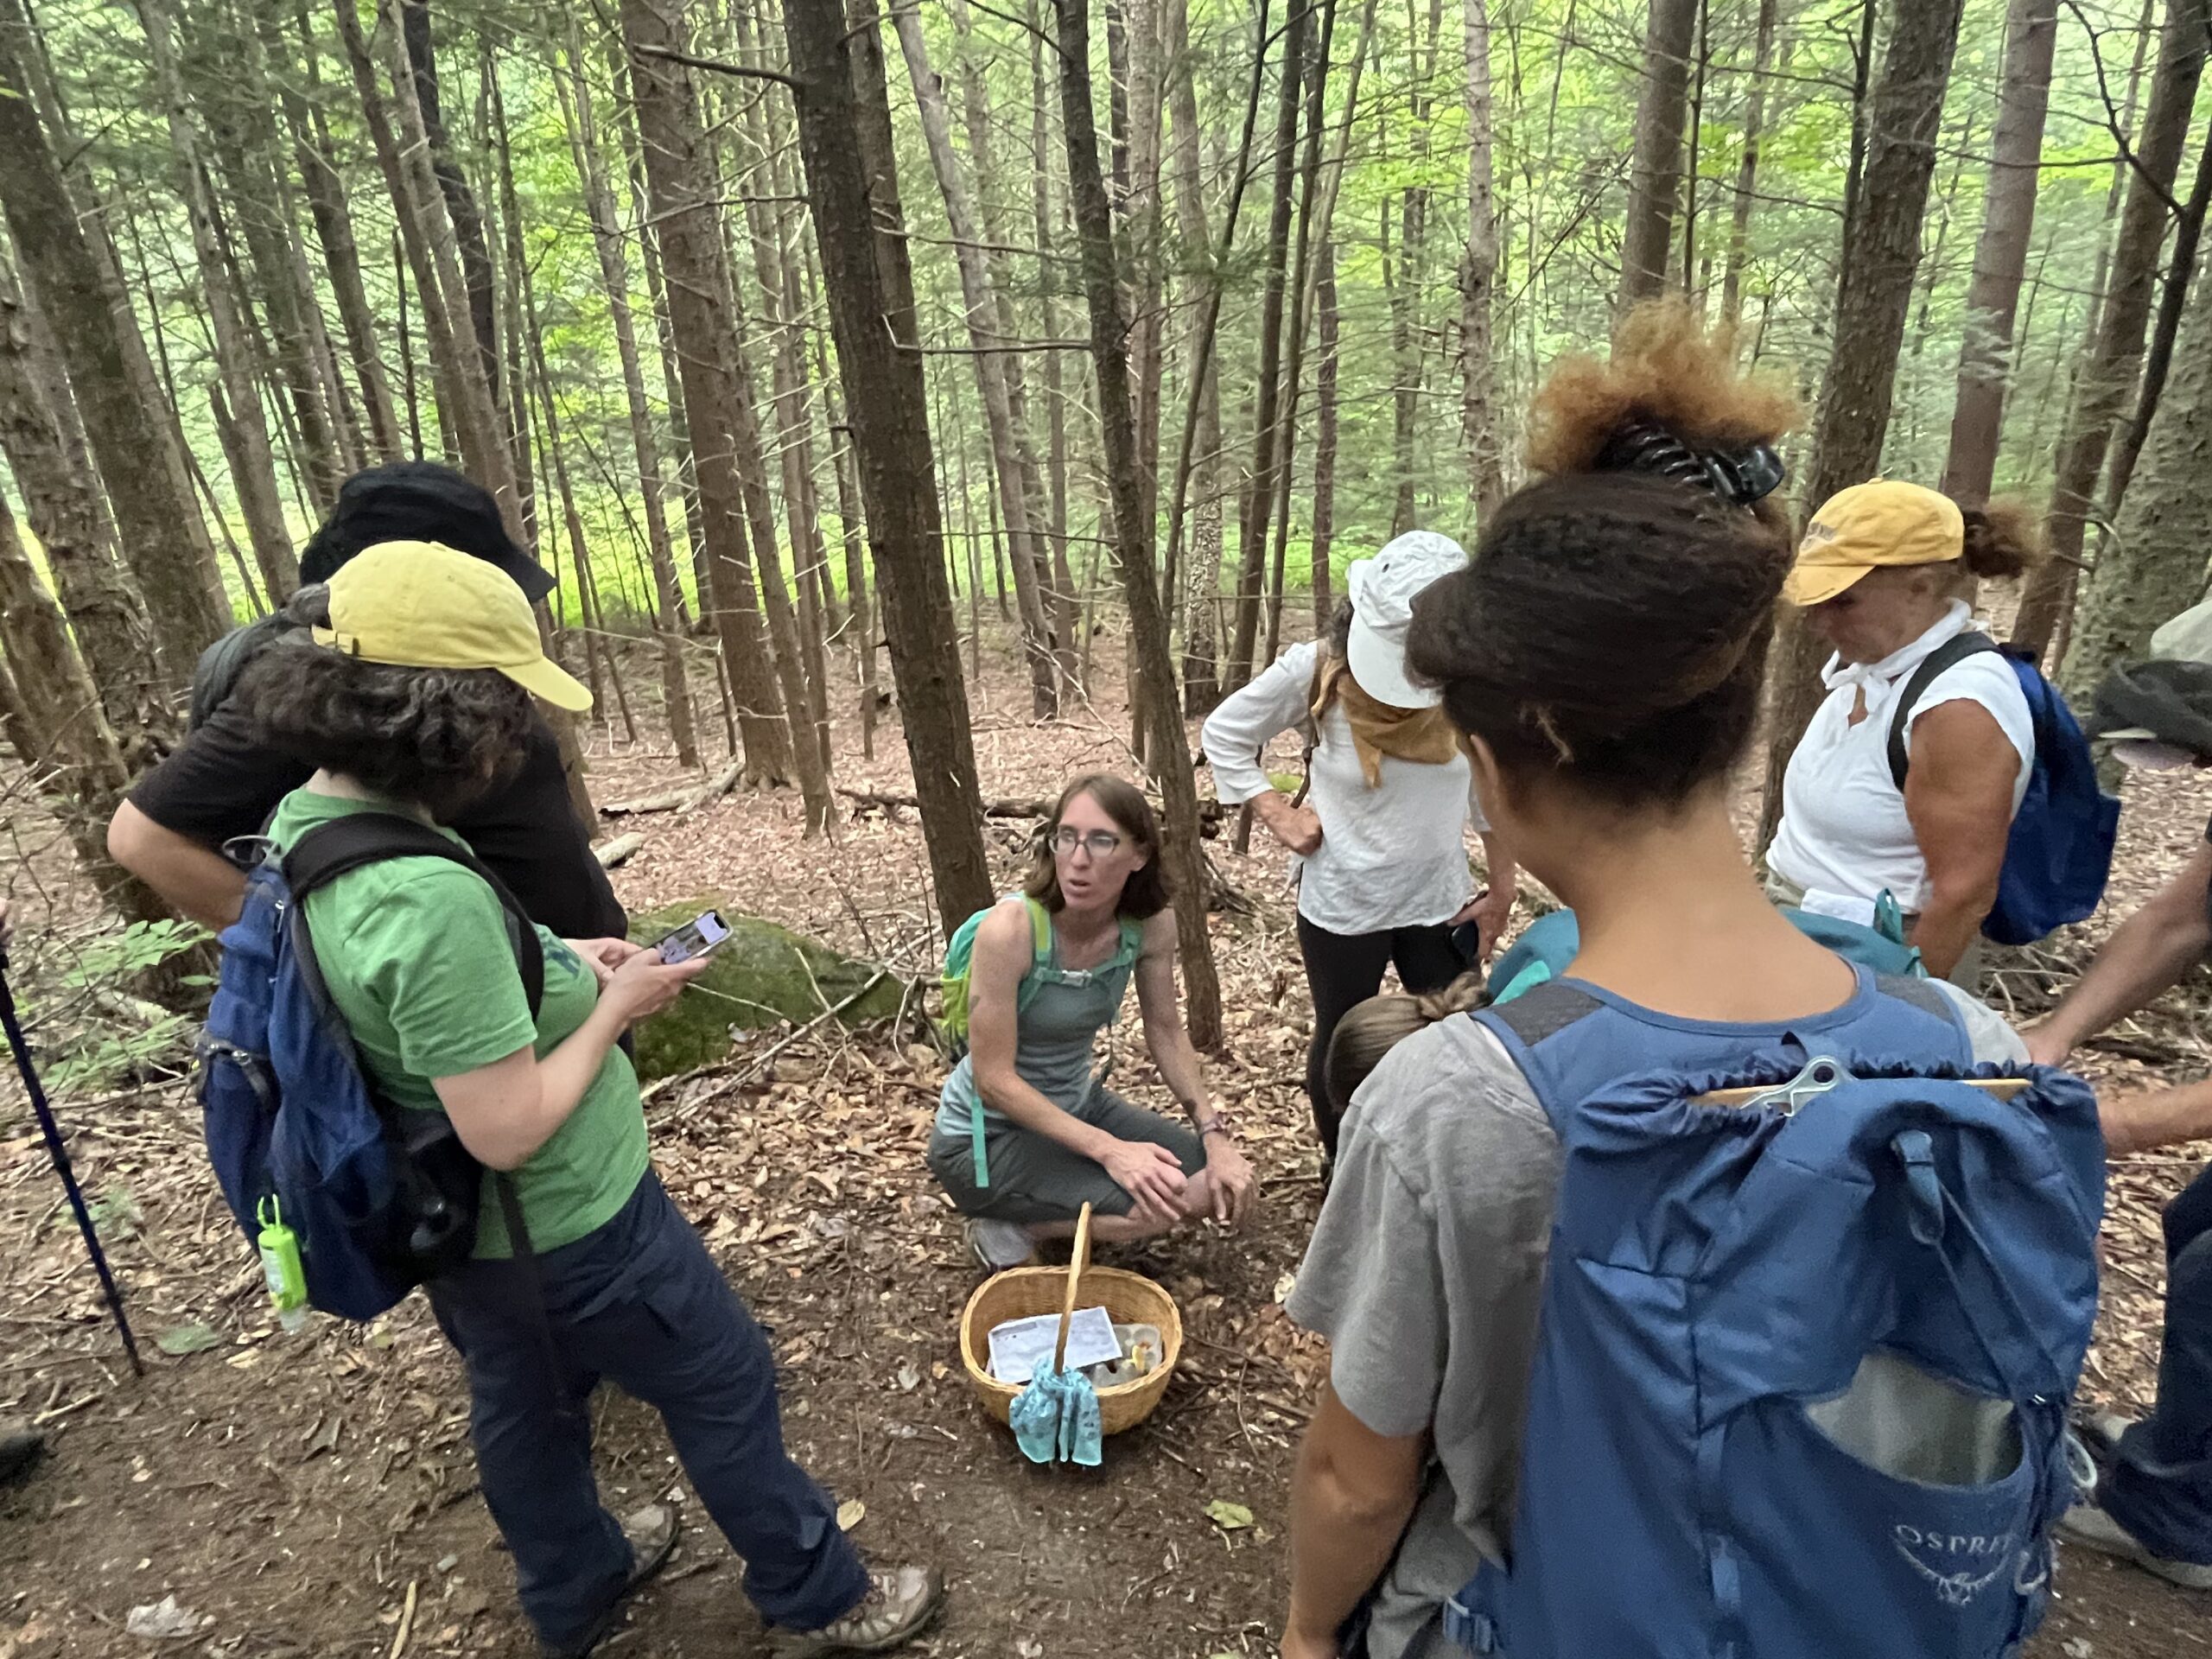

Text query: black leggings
(1297, 912), (1465, 1158)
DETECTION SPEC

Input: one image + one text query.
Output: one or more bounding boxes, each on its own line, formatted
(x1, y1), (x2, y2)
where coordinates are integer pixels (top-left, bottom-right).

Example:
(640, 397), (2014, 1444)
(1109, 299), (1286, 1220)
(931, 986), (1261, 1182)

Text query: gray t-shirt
(1285, 981), (2026, 1659)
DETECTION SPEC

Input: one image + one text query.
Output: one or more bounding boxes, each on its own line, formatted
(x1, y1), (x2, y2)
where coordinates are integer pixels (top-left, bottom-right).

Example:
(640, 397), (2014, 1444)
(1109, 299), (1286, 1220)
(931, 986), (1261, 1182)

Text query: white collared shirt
(1766, 601), (2035, 914)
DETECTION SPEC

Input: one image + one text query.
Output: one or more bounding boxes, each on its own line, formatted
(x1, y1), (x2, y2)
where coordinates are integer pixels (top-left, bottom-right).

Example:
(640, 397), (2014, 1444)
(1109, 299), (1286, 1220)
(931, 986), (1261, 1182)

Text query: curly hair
(237, 637), (537, 822)
(1960, 498), (2042, 582)
(1525, 299), (1800, 539)
(1022, 773), (1172, 918)
(1408, 472), (1790, 806)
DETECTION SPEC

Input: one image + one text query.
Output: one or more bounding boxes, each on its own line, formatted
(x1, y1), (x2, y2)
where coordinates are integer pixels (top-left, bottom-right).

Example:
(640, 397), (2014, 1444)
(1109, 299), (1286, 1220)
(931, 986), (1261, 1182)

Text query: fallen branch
(601, 759), (744, 817)
(594, 833), (645, 869)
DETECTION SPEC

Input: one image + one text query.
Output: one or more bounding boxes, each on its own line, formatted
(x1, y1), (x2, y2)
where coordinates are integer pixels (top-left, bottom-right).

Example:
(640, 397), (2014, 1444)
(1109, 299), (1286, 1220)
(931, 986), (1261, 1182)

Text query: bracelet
(1198, 1119), (1233, 1141)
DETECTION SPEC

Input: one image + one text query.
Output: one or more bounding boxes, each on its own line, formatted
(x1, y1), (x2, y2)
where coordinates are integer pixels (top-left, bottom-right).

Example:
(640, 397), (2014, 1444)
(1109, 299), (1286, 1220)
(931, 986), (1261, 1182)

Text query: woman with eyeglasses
(925, 774), (1255, 1269)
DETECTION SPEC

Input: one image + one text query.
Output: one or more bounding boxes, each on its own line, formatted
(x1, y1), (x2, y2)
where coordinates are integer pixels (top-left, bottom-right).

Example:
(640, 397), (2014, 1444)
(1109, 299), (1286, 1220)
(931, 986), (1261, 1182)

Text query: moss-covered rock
(626, 898), (910, 1082)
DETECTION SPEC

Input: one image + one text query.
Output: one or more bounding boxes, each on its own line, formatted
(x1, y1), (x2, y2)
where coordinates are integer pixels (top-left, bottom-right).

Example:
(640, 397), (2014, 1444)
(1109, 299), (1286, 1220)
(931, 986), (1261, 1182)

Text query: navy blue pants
(428, 1173), (867, 1649)
(2103, 1160), (2212, 1563)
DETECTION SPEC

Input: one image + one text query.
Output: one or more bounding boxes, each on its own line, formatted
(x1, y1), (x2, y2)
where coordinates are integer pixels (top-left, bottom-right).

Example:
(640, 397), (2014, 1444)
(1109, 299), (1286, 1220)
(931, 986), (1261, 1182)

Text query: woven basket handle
(1052, 1202), (1093, 1372)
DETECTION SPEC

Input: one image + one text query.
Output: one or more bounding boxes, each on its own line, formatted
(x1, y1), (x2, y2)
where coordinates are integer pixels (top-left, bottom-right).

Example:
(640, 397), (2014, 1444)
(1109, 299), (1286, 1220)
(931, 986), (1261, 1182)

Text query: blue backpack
(1889, 632), (2118, 945)
(1445, 971), (2104, 1659)
(197, 814), (543, 1320)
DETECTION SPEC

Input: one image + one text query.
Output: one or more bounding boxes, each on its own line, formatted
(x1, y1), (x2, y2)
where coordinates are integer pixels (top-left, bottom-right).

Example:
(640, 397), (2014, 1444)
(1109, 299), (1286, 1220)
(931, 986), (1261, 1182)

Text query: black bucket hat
(2088, 659), (2212, 761)
(298, 461), (554, 603)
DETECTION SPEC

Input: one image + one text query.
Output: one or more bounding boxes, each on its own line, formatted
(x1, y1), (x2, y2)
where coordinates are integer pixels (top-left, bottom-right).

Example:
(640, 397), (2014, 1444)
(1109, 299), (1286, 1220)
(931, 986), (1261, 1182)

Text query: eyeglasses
(1051, 826), (1124, 859)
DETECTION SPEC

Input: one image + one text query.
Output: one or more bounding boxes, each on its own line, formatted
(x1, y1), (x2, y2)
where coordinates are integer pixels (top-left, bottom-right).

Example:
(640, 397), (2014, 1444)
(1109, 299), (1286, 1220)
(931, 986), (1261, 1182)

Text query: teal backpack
(939, 896), (1144, 1186)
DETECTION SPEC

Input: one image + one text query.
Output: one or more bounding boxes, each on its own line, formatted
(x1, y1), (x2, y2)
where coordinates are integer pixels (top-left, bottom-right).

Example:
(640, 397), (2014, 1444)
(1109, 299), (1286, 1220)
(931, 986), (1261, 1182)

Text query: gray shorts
(926, 1087), (1206, 1224)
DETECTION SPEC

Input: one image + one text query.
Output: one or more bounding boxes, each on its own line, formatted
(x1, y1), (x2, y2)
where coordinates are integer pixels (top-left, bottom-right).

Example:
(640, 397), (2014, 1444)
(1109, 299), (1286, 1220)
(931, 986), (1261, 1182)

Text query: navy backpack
(1442, 972), (2104, 1658)
(197, 813), (543, 1319)
(1889, 632), (2118, 945)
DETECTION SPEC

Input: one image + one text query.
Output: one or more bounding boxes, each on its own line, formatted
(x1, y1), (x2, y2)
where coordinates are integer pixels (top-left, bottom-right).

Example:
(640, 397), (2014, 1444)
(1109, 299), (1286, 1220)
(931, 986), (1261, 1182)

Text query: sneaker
(2056, 1502), (2212, 1590)
(790, 1564), (944, 1654)
(966, 1217), (1039, 1271)
(0, 1423), (44, 1485)
(540, 1503), (682, 1659)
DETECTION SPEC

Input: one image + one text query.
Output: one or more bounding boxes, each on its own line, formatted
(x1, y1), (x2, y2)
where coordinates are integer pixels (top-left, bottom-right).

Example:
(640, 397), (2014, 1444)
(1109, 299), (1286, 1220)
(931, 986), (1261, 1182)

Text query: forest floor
(3, 627), (2212, 1658)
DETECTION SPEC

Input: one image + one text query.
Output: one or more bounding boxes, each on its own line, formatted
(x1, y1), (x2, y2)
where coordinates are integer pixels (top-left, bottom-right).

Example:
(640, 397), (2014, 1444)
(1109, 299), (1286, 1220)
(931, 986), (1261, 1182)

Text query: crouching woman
(927, 775), (1256, 1268)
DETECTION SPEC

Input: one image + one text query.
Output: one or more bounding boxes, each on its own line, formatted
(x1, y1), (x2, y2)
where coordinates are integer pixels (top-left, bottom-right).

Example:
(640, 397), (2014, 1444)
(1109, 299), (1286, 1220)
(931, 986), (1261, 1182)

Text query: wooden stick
(1694, 1077), (2031, 1108)
(1052, 1202), (1092, 1374)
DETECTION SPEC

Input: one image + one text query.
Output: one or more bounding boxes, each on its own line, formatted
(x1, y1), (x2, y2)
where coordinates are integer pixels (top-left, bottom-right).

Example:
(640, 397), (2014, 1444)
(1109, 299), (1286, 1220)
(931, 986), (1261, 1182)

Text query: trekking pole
(0, 953), (145, 1376)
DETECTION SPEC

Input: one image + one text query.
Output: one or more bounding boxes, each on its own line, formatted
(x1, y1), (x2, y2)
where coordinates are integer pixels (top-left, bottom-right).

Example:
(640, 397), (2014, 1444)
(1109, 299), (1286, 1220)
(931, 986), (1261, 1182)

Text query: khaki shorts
(926, 1086), (1205, 1224)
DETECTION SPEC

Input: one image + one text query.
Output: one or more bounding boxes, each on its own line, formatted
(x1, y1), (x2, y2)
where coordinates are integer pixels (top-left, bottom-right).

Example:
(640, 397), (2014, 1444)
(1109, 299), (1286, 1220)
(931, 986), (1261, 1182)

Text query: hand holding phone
(653, 908), (732, 964)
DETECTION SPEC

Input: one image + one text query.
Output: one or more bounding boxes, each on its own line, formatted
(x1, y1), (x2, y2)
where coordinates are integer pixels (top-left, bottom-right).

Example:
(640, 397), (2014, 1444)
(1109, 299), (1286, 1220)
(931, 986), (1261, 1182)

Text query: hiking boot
(966, 1217), (1038, 1272)
(790, 1565), (944, 1654)
(539, 1503), (681, 1659)
(0, 1423), (44, 1484)
(2056, 1502), (2212, 1590)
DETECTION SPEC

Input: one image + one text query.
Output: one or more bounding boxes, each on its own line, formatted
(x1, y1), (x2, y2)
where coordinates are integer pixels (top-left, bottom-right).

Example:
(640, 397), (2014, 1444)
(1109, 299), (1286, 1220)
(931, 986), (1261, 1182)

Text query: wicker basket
(959, 1205), (1181, 1437)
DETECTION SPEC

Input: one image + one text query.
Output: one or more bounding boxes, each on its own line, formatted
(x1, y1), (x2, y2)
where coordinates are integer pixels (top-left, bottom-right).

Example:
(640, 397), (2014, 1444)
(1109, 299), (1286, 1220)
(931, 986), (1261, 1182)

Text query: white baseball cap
(1344, 531), (1468, 709)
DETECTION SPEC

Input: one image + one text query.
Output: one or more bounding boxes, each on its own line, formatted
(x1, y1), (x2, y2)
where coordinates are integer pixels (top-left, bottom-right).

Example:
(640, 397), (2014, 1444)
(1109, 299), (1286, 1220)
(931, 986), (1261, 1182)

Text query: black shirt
(129, 696), (628, 942)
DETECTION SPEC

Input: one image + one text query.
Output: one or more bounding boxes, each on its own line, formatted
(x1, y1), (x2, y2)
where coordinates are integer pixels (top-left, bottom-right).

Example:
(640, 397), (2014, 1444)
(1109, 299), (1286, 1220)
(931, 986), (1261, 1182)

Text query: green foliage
(16, 920), (206, 1099)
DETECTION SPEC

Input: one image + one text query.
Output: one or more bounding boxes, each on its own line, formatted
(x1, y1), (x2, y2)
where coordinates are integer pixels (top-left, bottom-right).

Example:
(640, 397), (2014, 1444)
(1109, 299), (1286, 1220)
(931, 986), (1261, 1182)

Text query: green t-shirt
(266, 788), (650, 1258)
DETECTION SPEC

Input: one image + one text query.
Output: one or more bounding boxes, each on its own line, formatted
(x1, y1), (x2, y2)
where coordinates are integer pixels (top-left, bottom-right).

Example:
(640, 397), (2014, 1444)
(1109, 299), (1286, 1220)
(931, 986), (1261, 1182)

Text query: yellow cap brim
(1783, 561), (1872, 608)
(500, 655), (594, 713)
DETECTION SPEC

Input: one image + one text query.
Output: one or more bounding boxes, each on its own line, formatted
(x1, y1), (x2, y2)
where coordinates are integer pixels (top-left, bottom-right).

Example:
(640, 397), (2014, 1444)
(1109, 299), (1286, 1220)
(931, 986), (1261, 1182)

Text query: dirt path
(4, 642), (2209, 1656)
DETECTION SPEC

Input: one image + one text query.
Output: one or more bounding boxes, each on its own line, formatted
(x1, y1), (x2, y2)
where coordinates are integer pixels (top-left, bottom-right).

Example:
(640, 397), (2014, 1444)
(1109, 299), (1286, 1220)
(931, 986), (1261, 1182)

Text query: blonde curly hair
(1524, 300), (1801, 536)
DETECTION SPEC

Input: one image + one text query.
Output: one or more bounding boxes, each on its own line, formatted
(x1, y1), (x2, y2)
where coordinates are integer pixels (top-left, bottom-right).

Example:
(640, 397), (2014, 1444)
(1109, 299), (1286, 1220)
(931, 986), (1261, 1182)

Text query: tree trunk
(892, 5), (1060, 714)
(194, 6), (345, 513)
(1757, 0), (1967, 849)
(1940, 0), (2059, 505)
(1028, 3), (1077, 657)
(2063, 225), (2212, 698)
(1226, 0), (1308, 693)
(399, 0), (499, 411)
(1053, 0), (1224, 1050)
(1459, 0), (1504, 519)
(1617, 0), (1700, 310)
(334, 0), (479, 487)
(2104, 117), (2212, 524)
(557, 27), (698, 770)
(782, 0), (992, 937)
(723, 280), (837, 830)
(2015, 0), (2209, 661)
(378, 0), (517, 527)
(283, 9), (404, 463)
(0, 275), (168, 752)
(619, 0), (798, 792)
(142, 0), (301, 607)
(1313, 238), (1339, 628)
(948, 0), (1070, 686)
(1166, 0), (1224, 709)
(1262, 0), (1337, 664)
(1718, 0), (1779, 338)
(486, 58), (538, 549)
(0, 482), (169, 925)
(0, 0), (229, 677)
(1387, 0), (1443, 537)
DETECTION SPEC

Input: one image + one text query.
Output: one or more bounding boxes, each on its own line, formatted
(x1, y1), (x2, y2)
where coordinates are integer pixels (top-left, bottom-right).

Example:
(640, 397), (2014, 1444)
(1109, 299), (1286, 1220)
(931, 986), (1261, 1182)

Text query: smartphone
(654, 909), (733, 964)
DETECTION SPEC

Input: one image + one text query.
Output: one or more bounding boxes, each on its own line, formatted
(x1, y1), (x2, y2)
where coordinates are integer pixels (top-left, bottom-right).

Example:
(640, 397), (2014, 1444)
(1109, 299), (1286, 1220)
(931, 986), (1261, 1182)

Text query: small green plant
(14, 919), (207, 1098)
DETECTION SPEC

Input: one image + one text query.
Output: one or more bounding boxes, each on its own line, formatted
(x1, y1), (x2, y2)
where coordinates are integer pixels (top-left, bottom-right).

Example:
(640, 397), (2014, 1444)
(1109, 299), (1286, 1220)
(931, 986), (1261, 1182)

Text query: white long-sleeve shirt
(1201, 640), (1484, 935)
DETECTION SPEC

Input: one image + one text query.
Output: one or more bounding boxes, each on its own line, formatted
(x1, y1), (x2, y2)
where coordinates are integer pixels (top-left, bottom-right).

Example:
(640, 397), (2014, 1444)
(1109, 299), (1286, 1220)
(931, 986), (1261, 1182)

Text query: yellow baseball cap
(313, 539), (593, 712)
(1783, 480), (1963, 607)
